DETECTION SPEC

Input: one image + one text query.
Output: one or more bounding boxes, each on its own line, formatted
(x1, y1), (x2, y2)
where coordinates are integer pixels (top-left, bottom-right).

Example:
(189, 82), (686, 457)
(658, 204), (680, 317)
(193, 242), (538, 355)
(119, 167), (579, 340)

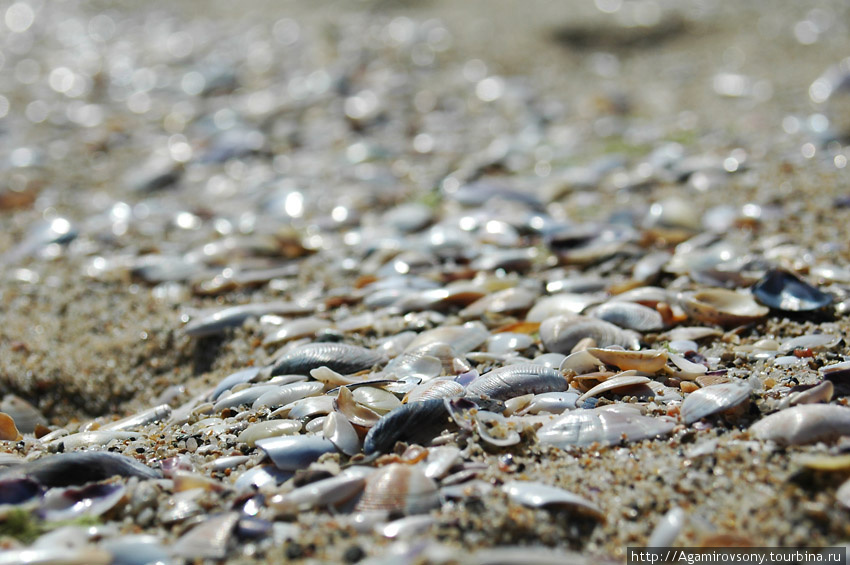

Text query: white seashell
(100, 404), (171, 431)
(269, 466), (373, 514)
(667, 340), (699, 354)
(587, 301), (664, 332)
(100, 535), (172, 565)
(577, 375), (651, 404)
(276, 395), (335, 420)
(779, 334), (840, 353)
(532, 353), (567, 369)
(423, 446), (462, 479)
(647, 507), (686, 547)
(750, 405), (850, 445)
(311, 366), (371, 387)
(667, 353), (708, 377)
(403, 379), (465, 403)
(378, 515), (437, 539)
(522, 391), (581, 415)
(252, 381), (324, 410)
(305, 416), (326, 434)
(41, 483), (126, 522)
(836, 477), (850, 509)
(404, 323), (489, 354)
(586, 347), (668, 372)
(47, 430), (139, 450)
(537, 408), (676, 448)
(353, 386), (402, 414)
(262, 317), (333, 346)
(680, 380), (750, 424)
(214, 384), (282, 412)
(335, 386), (381, 427)
(172, 511), (239, 560)
(184, 302), (312, 337)
(487, 332), (535, 354)
(540, 315), (640, 354)
(323, 411), (361, 456)
(237, 419), (301, 446)
(0, 547), (112, 565)
(527, 293), (605, 322)
(660, 327), (723, 342)
(256, 435), (337, 470)
(785, 381), (834, 407)
(475, 411), (521, 447)
(560, 350), (603, 375)
(502, 480), (603, 520)
(459, 287), (538, 318)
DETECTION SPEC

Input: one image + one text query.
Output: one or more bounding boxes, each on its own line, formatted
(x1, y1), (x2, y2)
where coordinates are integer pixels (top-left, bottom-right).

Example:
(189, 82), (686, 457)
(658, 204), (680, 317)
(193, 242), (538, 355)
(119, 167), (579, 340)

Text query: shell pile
(4, 1), (850, 563)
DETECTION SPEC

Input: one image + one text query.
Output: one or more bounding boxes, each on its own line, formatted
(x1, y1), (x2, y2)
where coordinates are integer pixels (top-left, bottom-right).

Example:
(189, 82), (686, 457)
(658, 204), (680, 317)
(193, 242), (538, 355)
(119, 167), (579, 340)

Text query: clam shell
(403, 379), (465, 403)
(323, 411), (361, 455)
(502, 480), (603, 520)
(336, 386), (382, 428)
(521, 391), (580, 415)
(540, 315), (640, 354)
(41, 482), (126, 522)
(680, 380), (750, 424)
(252, 381), (324, 410)
(355, 464), (439, 515)
(184, 301), (312, 337)
(459, 286), (538, 318)
(404, 324), (489, 354)
(586, 302), (664, 332)
(586, 347), (668, 372)
(647, 507), (686, 547)
(236, 419), (301, 446)
(560, 350), (604, 375)
(423, 446), (462, 479)
(752, 269), (833, 312)
(526, 293), (604, 322)
(749, 404), (850, 445)
(679, 289), (768, 327)
(0, 451), (160, 487)
(269, 466), (373, 514)
(353, 386), (402, 414)
(172, 511), (239, 560)
(576, 375), (652, 404)
(255, 435), (337, 471)
(270, 343), (387, 376)
(363, 399), (452, 455)
(465, 364), (567, 401)
(262, 317), (333, 346)
(537, 408), (676, 448)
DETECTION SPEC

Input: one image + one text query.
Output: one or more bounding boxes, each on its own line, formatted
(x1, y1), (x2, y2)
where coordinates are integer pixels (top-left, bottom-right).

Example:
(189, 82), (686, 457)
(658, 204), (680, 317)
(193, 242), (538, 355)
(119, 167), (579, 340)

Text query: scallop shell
(537, 408), (676, 448)
(679, 289), (768, 327)
(540, 315), (640, 354)
(502, 480), (603, 520)
(680, 380), (750, 424)
(465, 364), (568, 401)
(586, 302), (664, 332)
(354, 464), (439, 515)
(752, 269), (833, 312)
(586, 347), (668, 373)
(749, 404), (850, 445)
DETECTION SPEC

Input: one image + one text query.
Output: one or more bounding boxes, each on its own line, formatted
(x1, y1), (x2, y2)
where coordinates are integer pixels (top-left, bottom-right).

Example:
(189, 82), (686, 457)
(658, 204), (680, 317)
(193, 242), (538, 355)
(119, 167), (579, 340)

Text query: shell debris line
(4, 0), (850, 563)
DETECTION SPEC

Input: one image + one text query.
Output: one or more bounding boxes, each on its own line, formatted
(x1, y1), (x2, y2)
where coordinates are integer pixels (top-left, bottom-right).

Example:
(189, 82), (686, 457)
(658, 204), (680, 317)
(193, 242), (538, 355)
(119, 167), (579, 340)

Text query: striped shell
(354, 464), (439, 515)
(749, 405), (850, 445)
(465, 364), (567, 401)
(540, 315), (640, 354)
(680, 380), (750, 424)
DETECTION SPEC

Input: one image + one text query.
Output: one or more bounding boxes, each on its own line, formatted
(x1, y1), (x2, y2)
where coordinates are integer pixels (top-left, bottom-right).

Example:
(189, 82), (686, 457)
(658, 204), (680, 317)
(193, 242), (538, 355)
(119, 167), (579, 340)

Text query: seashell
(0, 412), (21, 440)
(797, 454), (850, 472)
(382, 346), (446, 381)
(363, 399), (452, 455)
(355, 464), (439, 515)
(252, 381), (324, 410)
(779, 334), (840, 353)
(533, 353), (567, 369)
(278, 395), (335, 420)
(269, 466), (373, 515)
(667, 353), (707, 378)
(353, 386), (402, 414)
(262, 317), (333, 346)
(47, 430), (140, 450)
(837, 477), (850, 510)
(404, 323), (489, 354)
(821, 360), (850, 395)
(752, 269), (833, 312)
(576, 375), (652, 404)
(100, 404), (171, 431)
(214, 384), (281, 412)
(521, 391), (580, 415)
(423, 446), (462, 479)
(236, 419), (301, 446)
(256, 435), (337, 471)
(784, 381), (834, 407)
(403, 379), (465, 403)
(0, 547), (112, 565)
(0, 394), (47, 433)
(184, 301), (313, 337)
(172, 511), (239, 560)
(608, 286), (674, 307)
(560, 350), (604, 375)
(305, 416), (326, 434)
(647, 507), (686, 547)
(660, 326), (723, 342)
(0, 477), (42, 504)
(311, 366), (373, 387)
(526, 293), (606, 322)
(586, 347), (668, 372)
(41, 482), (126, 521)
(475, 411), (521, 447)
(586, 302), (664, 332)
(378, 514), (437, 539)
(537, 408), (676, 448)
(540, 315), (640, 354)
(502, 480), (603, 520)
(679, 289), (768, 327)
(232, 464), (292, 492)
(323, 411), (361, 455)
(459, 287), (538, 318)
(393, 285), (486, 313)
(270, 342), (387, 377)
(465, 364), (568, 401)
(0, 451), (160, 487)
(207, 455), (250, 472)
(100, 535), (172, 565)
(335, 386), (382, 428)
(680, 380), (750, 424)
(486, 332), (535, 354)
(749, 405), (850, 445)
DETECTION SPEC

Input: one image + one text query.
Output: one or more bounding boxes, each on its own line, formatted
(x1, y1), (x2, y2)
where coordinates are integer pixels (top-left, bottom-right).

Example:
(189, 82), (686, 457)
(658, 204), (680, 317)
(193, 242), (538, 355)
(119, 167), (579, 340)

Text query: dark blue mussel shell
(752, 269), (833, 312)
